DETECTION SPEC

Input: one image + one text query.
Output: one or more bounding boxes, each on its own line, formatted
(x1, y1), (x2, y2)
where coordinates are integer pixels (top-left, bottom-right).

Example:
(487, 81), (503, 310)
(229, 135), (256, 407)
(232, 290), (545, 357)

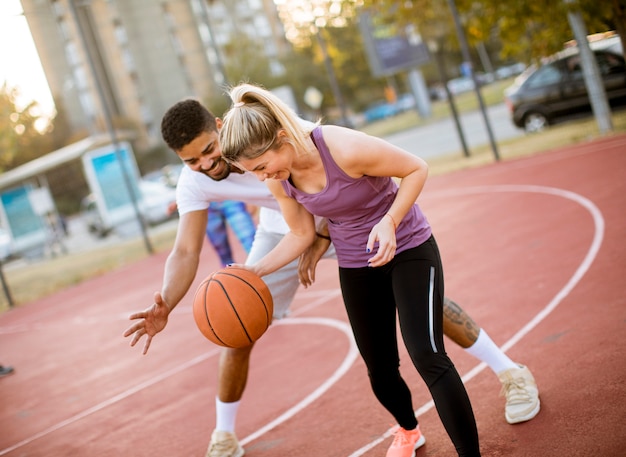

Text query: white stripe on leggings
(428, 266), (438, 353)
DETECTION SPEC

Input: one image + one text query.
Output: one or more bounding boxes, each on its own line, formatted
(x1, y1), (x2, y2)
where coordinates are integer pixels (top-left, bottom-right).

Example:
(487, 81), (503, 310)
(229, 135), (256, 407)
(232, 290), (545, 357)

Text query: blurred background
(0, 0), (624, 308)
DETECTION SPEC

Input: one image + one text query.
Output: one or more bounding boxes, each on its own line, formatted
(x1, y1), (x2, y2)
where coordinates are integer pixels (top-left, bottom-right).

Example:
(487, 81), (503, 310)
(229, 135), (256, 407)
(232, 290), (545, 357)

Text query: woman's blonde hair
(219, 83), (317, 164)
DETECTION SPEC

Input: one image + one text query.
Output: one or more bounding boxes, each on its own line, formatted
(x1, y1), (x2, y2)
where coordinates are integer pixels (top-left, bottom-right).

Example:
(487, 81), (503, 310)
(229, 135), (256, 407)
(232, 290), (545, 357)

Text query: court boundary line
(347, 184), (605, 456)
(0, 351), (219, 456)
(0, 314), (354, 455)
(240, 317), (359, 446)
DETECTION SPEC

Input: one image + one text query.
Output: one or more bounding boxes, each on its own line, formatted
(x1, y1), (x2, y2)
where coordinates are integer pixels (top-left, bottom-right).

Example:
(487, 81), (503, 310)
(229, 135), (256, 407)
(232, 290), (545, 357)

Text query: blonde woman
(219, 83), (481, 457)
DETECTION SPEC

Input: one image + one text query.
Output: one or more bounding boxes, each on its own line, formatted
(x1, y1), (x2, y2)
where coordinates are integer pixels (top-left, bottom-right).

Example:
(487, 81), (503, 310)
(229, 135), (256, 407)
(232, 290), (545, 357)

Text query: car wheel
(523, 112), (549, 133)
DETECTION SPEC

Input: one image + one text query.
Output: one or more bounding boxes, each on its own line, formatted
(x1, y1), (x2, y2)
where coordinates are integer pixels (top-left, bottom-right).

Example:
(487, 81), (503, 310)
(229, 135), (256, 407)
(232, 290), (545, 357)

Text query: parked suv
(504, 37), (626, 132)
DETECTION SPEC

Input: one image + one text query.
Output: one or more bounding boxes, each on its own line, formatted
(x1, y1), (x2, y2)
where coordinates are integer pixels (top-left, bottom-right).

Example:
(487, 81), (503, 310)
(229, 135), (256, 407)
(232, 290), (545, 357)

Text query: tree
(357, 0), (622, 65)
(274, 0), (404, 113)
(0, 83), (51, 172)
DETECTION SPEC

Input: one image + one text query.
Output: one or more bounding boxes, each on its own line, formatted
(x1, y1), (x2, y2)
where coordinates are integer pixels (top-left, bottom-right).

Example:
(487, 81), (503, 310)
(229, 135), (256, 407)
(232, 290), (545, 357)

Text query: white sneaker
(206, 430), (244, 457)
(498, 364), (540, 424)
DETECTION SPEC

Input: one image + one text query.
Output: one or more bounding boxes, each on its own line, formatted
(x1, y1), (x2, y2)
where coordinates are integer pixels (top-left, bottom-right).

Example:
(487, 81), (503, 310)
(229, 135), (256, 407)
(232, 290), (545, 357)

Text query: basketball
(192, 267), (273, 348)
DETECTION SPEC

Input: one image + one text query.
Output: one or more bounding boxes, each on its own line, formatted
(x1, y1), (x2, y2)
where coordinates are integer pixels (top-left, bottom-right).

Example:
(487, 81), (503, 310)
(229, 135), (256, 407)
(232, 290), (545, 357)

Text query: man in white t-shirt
(124, 99), (540, 457)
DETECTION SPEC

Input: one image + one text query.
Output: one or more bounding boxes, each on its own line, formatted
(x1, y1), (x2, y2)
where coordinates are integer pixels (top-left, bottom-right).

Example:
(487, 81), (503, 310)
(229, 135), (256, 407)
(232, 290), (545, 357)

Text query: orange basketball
(192, 267), (273, 348)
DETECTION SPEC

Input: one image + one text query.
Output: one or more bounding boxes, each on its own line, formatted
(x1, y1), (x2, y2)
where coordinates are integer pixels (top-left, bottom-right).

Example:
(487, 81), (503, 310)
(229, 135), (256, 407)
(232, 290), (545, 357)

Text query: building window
(170, 35), (184, 55)
(51, 0), (65, 17)
(114, 23), (128, 46)
(65, 42), (80, 66)
(162, 10), (175, 29)
(198, 23), (210, 45)
(190, 0), (203, 16)
(122, 49), (136, 72)
(58, 18), (70, 40)
(79, 92), (96, 119)
(73, 66), (88, 90)
(140, 103), (154, 125)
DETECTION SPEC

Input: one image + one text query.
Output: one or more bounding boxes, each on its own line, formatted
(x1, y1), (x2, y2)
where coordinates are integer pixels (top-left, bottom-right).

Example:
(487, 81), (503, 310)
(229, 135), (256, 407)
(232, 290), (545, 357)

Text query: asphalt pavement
(383, 102), (524, 159)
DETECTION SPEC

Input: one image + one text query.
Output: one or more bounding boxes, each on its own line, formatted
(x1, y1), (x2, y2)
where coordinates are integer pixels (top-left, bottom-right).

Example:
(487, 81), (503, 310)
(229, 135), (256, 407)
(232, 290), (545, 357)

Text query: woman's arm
(323, 125), (429, 266)
(246, 180), (317, 278)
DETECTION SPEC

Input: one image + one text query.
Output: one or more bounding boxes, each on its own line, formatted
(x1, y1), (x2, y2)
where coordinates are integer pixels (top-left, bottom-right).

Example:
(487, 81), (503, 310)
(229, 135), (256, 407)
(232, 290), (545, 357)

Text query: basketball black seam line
(213, 279), (254, 344)
(201, 280), (229, 346)
(215, 270), (272, 325)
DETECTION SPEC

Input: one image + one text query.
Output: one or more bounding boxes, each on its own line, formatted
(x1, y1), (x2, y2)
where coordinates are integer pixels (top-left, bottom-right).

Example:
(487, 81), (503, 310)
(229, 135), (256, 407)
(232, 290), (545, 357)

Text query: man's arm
(123, 209), (208, 354)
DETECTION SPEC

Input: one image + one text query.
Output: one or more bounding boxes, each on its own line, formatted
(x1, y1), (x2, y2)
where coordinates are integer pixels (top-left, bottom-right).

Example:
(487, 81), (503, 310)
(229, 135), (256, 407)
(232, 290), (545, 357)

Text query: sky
(0, 0), (55, 116)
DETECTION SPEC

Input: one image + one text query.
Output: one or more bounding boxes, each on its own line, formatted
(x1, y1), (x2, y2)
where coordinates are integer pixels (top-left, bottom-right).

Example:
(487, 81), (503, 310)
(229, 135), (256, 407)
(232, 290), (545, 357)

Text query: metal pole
(314, 27), (352, 128)
(198, 0), (229, 87)
(0, 259), (14, 308)
(446, 0), (500, 161)
(565, 7), (613, 134)
(68, 0), (153, 254)
(433, 45), (470, 157)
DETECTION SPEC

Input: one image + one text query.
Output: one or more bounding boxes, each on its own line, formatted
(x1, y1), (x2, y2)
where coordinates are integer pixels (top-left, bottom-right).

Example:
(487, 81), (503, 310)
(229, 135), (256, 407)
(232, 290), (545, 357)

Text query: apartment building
(22, 0), (289, 148)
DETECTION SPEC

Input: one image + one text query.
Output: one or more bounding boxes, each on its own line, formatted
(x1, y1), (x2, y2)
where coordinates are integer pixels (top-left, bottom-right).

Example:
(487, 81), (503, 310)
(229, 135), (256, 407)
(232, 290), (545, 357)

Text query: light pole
(427, 38), (470, 158)
(289, 0), (351, 127)
(312, 22), (351, 127)
(564, 1), (613, 134)
(446, 0), (500, 161)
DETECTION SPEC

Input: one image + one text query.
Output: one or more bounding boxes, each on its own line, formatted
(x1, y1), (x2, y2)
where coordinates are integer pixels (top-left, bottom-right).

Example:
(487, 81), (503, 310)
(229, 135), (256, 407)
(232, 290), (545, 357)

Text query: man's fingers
(142, 336), (152, 355)
(130, 329), (145, 347)
(123, 319), (146, 337)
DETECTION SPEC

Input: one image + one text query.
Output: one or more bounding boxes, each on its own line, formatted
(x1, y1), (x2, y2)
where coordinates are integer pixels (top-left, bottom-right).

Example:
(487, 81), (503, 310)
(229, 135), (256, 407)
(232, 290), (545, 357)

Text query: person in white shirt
(124, 99), (540, 457)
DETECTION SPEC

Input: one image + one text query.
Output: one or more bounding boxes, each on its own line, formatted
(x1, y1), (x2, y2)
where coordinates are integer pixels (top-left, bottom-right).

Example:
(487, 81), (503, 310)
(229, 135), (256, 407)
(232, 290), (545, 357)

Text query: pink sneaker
(386, 426), (426, 457)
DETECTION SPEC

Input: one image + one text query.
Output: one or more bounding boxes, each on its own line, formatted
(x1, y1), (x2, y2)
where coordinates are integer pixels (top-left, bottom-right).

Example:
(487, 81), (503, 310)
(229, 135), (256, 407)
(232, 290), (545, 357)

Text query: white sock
(464, 329), (518, 375)
(215, 397), (240, 433)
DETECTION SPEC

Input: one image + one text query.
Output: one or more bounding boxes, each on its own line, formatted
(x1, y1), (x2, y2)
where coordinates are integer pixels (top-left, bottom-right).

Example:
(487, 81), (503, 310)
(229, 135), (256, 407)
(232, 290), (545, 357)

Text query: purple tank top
(281, 126), (432, 268)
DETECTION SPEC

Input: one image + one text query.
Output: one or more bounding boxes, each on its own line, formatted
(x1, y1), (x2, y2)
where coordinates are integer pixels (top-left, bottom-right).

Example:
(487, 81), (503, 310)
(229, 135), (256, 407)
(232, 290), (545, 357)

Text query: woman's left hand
(366, 216), (397, 267)
(227, 263), (261, 276)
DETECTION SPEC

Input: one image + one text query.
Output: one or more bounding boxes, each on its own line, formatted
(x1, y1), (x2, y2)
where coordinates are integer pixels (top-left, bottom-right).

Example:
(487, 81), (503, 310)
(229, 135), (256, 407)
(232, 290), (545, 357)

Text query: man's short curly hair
(161, 99), (218, 151)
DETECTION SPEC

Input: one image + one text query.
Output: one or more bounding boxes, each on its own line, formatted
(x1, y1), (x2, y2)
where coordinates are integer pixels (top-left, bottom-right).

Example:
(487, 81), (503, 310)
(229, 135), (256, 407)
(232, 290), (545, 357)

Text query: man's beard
(203, 157), (231, 181)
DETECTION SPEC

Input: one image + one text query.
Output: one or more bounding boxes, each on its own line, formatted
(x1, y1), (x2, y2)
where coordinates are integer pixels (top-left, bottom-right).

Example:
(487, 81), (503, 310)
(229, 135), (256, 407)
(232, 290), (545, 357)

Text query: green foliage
(315, 23), (389, 112)
(357, 0), (622, 65)
(0, 83), (51, 172)
(274, 0), (392, 114)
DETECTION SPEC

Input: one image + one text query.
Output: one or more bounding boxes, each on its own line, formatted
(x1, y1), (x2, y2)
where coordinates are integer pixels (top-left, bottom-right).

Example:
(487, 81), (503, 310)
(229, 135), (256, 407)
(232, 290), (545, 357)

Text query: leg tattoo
(443, 298), (480, 349)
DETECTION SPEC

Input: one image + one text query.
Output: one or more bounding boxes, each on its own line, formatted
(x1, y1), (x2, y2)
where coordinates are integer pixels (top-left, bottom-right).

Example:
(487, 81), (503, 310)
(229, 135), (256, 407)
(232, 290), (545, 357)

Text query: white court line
(347, 184), (605, 457)
(0, 315), (356, 455)
(0, 351), (220, 455)
(240, 317), (359, 446)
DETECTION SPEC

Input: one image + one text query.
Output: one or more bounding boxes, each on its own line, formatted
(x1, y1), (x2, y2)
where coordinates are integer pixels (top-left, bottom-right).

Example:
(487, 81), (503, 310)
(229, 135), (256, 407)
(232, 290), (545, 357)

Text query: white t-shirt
(176, 165), (290, 234)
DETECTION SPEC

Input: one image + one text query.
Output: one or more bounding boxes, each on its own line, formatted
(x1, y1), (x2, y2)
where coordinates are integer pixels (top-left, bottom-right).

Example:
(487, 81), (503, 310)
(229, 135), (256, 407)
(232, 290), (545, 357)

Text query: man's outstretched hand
(123, 291), (170, 355)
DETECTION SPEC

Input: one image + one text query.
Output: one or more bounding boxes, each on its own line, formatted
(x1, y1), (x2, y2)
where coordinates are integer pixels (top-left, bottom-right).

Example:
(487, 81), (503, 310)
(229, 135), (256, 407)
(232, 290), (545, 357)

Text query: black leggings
(339, 237), (480, 456)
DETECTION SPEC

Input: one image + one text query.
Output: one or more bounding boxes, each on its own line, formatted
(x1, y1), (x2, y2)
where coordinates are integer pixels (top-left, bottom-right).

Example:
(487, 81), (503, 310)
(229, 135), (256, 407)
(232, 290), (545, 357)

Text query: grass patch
(0, 225), (178, 312)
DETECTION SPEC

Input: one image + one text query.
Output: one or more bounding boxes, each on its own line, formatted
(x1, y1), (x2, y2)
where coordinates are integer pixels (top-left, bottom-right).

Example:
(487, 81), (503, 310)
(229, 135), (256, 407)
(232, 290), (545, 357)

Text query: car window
(525, 63), (563, 88)
(596, 51), (625, 75)
(566, 56), (584, 80)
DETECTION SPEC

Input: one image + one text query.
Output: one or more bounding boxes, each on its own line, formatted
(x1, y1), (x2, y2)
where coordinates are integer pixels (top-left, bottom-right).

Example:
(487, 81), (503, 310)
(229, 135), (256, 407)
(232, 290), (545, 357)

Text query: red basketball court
(1, 133), (625, 456)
